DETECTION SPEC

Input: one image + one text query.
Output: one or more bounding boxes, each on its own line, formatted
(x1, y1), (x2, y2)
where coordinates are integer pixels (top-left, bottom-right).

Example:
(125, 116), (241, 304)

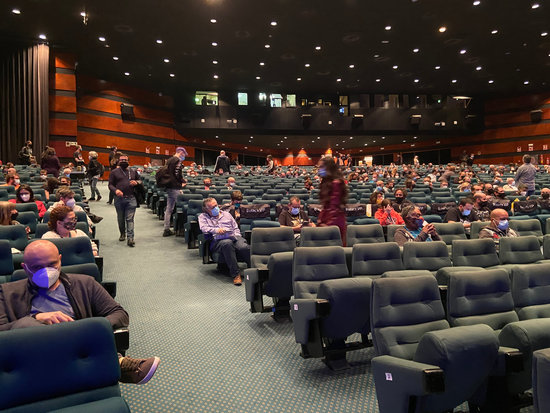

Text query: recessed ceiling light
(491, 29), (498, 34)
(414, 136), (418, 139)
(381, 40), (390, 44)
(382, 136), (385, 139)
(452, 79), (457, 83)
(336, 78), (342, 82)
(250, 136), (254, 139)
(284, 137), (287, 139)
(524, 80), (530, 85)
(349, 64), (355, 68)
(476, 66), (482, 70)
(264, 44), (270, 48)
(305, 63), (310, 67)
(414, 79), (419, 83)
(460, 49), (467, 54)
(210, 18), (217, 23)
(213, 75), (219, 79)
(124, 72), (130, 76)
(156, 39), (163, 44)
(364, 143), (368, 146)
(403, 140), (406, 142)
(317, 137), (321, 139)
(12, 8), (21, 14)
(113, 56), (119, 61)
(473, 0), (481, 5)
(212, 60), (218, 64)
(488, 80), (494, 84)
(439, 26), (447, 33)
(256, 76), (261, 80)
(170, 73), (175, 77)
(376, 78), (381, 82)
(270, 21), (277, 26)
(98, 36), (106, 42)
(413, 48), (420, 53)
(297, 77), (302, 81)
(211, 42), (218, 46)
(259, 62), (265, 66)
(532, 3), (540, 8)
(374, 54), (380, 58)
(315, 46), (321, 50)
(435, 65), (441, 69)
(38, 34), (47, 40)
(104, 44), (110, 48)
(542, 32), (548, 37)
(163, 58), (170, 63)
(392, 65), (398, 69)
(385, 25), (392, 30)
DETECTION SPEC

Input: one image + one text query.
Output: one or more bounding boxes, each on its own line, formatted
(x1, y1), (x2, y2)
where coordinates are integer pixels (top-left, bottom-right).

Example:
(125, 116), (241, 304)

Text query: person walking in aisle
(162, 147), (188, 237)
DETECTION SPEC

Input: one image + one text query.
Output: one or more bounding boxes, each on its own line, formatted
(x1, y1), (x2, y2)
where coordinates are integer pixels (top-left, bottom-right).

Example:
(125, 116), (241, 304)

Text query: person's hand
(422, 223), (433, 234)
(24, 226), (31, 234)
(129, 180), (138, 186)
(115, 189), (123, 197)
(463, 221), (471, 228)
(216, 228), (226, 234)
(57, 199), (65, 206)
(35, 311), (74, 324)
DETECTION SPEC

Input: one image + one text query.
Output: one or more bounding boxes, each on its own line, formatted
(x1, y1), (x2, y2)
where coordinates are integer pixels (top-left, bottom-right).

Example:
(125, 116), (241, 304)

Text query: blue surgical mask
(415, 218), (424, 228)
(497, 219), (509, 230)
(291, 207), (300, 215)
(179, 155), (186, 161)
(463, 188), (471, 193)
(462, 209), (471, 216)
(376, 186), (383, 191)
(318, 168), (326, 177)
(211, 206), (220, 217)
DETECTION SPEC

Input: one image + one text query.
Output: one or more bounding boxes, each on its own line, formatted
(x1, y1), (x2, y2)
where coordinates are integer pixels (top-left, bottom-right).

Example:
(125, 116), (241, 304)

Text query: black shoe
(97, 195), (102, 201)
(119, 234), (126, 242)
(163, 229), (175, 237)
(119, 356), (160, 384)
(90, 214), (103, 224)
(107, 201), (112, 204)
(89, 198), (96, 201)
(127, 239), (135, 247)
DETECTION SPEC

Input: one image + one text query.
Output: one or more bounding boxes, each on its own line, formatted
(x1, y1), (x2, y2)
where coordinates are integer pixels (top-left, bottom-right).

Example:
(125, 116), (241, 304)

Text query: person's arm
(393, 228), (410, 247)
(213, 157), (220, 173)
(230, 215), (242, 238)
(89, 279), (129, 329)
(444, 208), (459, 223)
(198, 213), (218, 235)
(514, 167), (523, 183)
(108, 169), (118, 193)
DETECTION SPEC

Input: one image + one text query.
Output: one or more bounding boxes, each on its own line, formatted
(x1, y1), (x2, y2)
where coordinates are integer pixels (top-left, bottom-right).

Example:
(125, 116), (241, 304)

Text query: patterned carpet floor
(90, 182), (533, 413)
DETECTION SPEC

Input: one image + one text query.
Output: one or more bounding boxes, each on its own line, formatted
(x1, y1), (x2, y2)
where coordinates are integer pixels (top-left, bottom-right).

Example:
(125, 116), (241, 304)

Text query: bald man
(0, 240), (159, 384)
(478, 208), (518, 252)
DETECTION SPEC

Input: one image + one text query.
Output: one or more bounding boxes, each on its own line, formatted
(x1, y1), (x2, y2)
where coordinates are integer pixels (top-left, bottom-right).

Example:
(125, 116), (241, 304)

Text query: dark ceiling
(2, 0), (550, 97)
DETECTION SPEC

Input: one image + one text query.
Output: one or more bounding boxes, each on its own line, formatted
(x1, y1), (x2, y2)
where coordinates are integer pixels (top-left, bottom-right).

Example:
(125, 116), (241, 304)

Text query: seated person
(42, 206), (98, 256)
(278, 196), (315, 235)
(444, 198), (479, 234)
(394, 205), (442, 247)
(43, 177), (60, 201)
(48, 187), (96, 228)
(221, 190), (243, 226)
(502, 177), (518, 192)
(491, 186), (507, 200)
(203, 177), (214, 191)
(39, 169), (48, 181)
(1, 173), (20, 189)
(0, 240), (159, 384)
(375, 199), (404, 226)
(9, 184), (47, 218)
(538, 187), (550, 209)
(479, 208), (518, 253)
(198, 197), (250, 286)
(225, 177), (236, 190)
(391, 188), (412, 213)
(59, 176), (71, 186)
(369, 190), (385, 206)
(472, 192), (491, 221)
(0, 201), (20, 226)
(515, 184), (528, 198)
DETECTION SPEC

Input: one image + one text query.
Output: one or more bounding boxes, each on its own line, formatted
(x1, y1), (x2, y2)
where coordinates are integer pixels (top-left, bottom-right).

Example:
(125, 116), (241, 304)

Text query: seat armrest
(372, 355), (445, 395)
(244, 268), (268, 301)
(101, 280), (117, 298)
(491, 346), (523, 375)
(114, 328), (129, 355)
(290, 298), (331, 345)
(94, 255), (103, 278)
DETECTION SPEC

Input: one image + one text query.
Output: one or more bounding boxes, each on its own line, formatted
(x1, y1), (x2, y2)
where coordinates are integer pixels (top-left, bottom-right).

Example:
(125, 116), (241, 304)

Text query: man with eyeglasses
(479, 208), (518, 253)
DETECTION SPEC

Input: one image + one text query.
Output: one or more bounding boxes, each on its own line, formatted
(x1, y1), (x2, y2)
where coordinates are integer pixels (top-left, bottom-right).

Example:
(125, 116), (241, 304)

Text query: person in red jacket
(375, 199), (404, 226)
(9, 184), (46, 218)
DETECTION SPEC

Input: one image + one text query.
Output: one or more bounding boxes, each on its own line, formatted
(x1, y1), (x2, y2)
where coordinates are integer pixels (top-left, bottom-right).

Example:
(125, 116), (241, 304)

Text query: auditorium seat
(14, 202), (38, 216)
(0, 224), (28, 268)
(346, 224), (385, 246)
(498, 236), (546, 272)
(509, 218), (544, 244)
(432, 222), (467, 253)
(386, 224), (404, 242)
(510, 263), (550, 320)
(351, 242), (404, 278)
(15, 211), (37, 236)
(470, 220), (491, 239)
(370, 275), (499, 413)
(533, 348), (550, 413)
(0, 240), (14, 283)
(184, 199), (204, 248)
(402, 241), (451, 275)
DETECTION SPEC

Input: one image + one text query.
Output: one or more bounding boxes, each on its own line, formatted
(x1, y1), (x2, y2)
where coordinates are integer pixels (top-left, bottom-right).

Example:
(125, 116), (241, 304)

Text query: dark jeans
(114, 196), (137, 239)
(213, 236), (250, 277)
(89, 177), (101, 199)
(164, 188), (180, 230)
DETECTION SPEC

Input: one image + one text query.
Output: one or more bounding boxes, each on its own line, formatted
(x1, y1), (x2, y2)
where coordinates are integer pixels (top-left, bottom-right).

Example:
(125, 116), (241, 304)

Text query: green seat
(402, 241), (451, 274)
(511, 263), (550, 320)
(346, 224), (385, 246)
(351, 242), (404, 278)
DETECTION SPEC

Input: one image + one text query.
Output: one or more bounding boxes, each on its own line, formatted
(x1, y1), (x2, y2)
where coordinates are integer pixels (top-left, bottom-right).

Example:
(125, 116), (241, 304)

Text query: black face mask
(119, 161), (129, 169)
(496, 193), (506, 199)
(395, 197), (404, 204)
(11, 212), (18, 220)
(542, 193), (550, 199)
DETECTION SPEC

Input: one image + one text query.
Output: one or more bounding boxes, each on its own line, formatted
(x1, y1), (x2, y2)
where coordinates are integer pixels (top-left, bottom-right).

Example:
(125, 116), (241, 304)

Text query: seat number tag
(385, 373), (393, 381)
(293, 304), (298, 311)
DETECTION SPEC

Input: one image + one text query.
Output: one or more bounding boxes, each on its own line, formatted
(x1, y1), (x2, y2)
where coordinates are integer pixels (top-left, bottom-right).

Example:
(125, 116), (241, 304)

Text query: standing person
(40, 148), (61, 178)
(413, 155), (420, 167)
(162, 147), (187, 237)
(19, 141), (33, 165)
(107, 146), (118, 205)
(213, 150), (231, 175)
(515, 154), (537, 196)
(87, 151), (104, 201)
(316, 156), (348, 245)
(265, 155), (275, 174)
(108, 154), (140, 247)
(73, 145), (82, 164)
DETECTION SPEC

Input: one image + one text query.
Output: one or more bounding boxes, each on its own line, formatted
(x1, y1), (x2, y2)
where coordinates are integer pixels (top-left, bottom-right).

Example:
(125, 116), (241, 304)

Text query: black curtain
(0, 43), (49, 164)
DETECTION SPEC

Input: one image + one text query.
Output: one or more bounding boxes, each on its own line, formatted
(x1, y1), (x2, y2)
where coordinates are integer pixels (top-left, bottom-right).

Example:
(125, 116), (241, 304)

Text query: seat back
(402, 241), (451, 271)
(0, 239), (14, 277)
(14, 202), (38, 215)
(432, 222), (466, 245)
(509, 218), (543, 237)
(533, 348), (550, 413)
(39, 237), (95, 266)
(0, 318), (122, 412)
(249, 220), (279, 230)
(292, 246), (349, 299)
(470, 220), (491, 239)
(15, 211), (37, 234)
(250, 227), (294, 267)
(300, 226), (342, 247)
(385, 224), (404, 242)
(511, 263), (550, 320)
(346, 224), (385, 246)
(370, 275), (449, 359)
(499, 235), (544, 264)
(451, 238), (500, 267)
(447, 269), (519, 330)
(351, 242), (404, 277)
(187, 199), (204, 220)
(35, 223), (49, 239)
(0, 225), (28, 251)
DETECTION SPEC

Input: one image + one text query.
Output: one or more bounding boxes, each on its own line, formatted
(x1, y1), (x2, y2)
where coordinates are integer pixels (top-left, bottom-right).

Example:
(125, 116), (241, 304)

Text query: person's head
(370, 191), (384, 204)
(56, 187), (76, 208)
(376, 180), (384, 190)
(111, 146), (117, 152)
(48, 206), (76, 233)
(440, 180), (449, 189)
(401, 205), (424, 230)
(176, 147), (188, 161)
(494, 186), (505, 198)
(46, 148), (56, 156)
(59, 176), (71, 186)
(40, 169), (48, 179)
(490, 208), (509, 231)
(381, 198), (393, 213)
(472, 183), (483, 192)
(0, 201), (17, 225)
(202, 197), (219, 217)
(506, 177), (515, 186)
(289, 196), (302, 214)
(473, 192), (488, 206)
(220, 150), (226, 157)
(118, 154), (129, 169)
(6, 167), (16, 176)
(517, 184), (527, 196)
(541, 187), (550, 199)
(62, 168), (72, 178)
(5, 173), (15, 185)
(88, 151), (98, 160)
(26, 140), (32, 147)
(394, 188), (407, 203)
(16, 185), (35, 203)
(22, 240), (62, 289)
(203, 178), (212, 187)
(523, 154), (532, 164)
(318, 156), (340, 179)
(230, 190), (243, 206)
(227, 177), (236, 187)
(458, 198), (474, 216)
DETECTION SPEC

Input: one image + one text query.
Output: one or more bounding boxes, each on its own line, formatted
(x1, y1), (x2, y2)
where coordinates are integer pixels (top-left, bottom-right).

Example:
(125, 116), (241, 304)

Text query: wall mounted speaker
(121, 103), (135, 121)
(530, 109), (543, 123)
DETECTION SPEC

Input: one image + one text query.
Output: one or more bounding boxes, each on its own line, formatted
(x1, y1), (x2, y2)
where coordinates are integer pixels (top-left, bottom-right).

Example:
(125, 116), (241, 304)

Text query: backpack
(155, 166), (171, 187)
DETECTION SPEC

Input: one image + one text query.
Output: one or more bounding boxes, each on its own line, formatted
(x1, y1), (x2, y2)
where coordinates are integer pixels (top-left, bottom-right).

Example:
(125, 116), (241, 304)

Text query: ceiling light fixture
(315, 46), (321, 50)
(542, 32), (548, 37)
(491, 29), (498, 34)
(156, 39), (163, 44)
(213, 75), (219, 79)
(414, 79), (419, 83)
(170, 73), (175, 77)
(488, 80), (494, 84)
(163, 58), (170, 63)
(210, 18), (217, 23)
(385, 25), (392, 30)
(270, 21), (277, 26)
(113, 56), (119, 61)
(460, 49), (467, 54)
(381, 40), (390, 44)
(264, 44), (270, 48)
(259, 62), (265, 66)
(124, 72), (130, 76)
(12, 8), (21, 14)
(376, 78), (381, 82)
(435, 65), (441, 69)
(476, 66), (482, 70)
(451, 79), (457, 83)
(305, 63), (310, 67)
(438, 26), (447, 33)
(349, 64), (355, 68)
(297, 77), (302, 81)
(336, 78), (342, 82)
(392, 65), (398, 69)
(211, 42), (218, 46)
(532, 3), (540, 8)
(256, 76), (261, 80)
(212, 60), (218, 64)
(38, 34), (47, 40)
(413, 48), (419, 53)
(524, 80), (530, 85)
(98, 36), (106, 42)
(473, 0), (481, 5)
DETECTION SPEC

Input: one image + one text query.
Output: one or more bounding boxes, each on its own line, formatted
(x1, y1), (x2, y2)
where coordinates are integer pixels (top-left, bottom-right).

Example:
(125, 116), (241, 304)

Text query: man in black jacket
(214, 150), (231, 174)
(0, 240), (160, 384)
(163, 147), (188, 236)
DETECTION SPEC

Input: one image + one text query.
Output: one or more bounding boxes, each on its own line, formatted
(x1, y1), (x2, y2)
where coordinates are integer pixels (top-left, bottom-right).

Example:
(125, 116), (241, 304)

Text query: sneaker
(127, 239), (135, 247)
(163, 229), (174, 237)
(233, 275), (242, 286)
(119, 356), (160, 385)
(119, 234), (126, 242)
(90, 215), (103, 224)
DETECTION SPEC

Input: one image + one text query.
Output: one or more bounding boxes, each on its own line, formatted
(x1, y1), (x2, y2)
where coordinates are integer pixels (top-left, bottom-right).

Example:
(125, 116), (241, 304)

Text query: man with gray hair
(515, 154), (537, 196)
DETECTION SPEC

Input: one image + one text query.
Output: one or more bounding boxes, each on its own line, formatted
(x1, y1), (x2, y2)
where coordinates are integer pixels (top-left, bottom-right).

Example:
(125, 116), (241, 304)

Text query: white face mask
(31, 266), (60, 288)
(65, 198), (76, 208)
(20, 194), (31, 202)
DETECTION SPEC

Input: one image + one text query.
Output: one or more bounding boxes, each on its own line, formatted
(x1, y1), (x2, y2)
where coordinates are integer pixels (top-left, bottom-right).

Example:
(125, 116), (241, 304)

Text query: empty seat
(509, 218), (543, 243)
(0, 240), (14, 283)
(351, 242), (404, 278)
(300, 226), (342, 247)
(533, 348), (550, 413)
(499, 236), (545, 271)
(511, 263), (550, 320)
(402, 241), (451, 273)
(433, 222), (467, 252)
(346, 224), (385, 246)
